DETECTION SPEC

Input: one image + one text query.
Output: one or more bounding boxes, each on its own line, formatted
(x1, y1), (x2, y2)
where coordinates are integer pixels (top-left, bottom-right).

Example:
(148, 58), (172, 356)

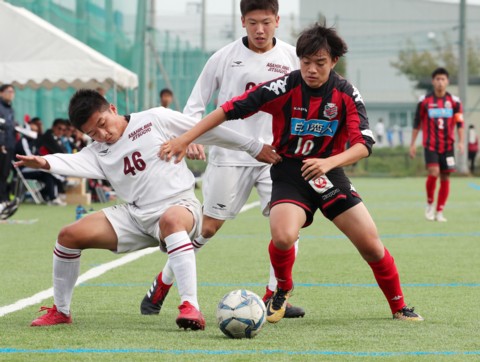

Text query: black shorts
(270, 157), (362, 227)
(424, 148), (456, 173)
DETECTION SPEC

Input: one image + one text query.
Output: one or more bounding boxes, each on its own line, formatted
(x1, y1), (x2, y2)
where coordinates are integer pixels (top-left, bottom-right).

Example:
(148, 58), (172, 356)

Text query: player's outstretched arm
(254, 145), (282, 165)
(14, 154), (50, 170)
(160, 108), (228, 163)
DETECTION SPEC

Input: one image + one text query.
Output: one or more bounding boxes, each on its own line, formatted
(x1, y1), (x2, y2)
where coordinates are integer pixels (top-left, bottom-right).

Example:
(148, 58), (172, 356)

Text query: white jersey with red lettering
(184, 37), (299, 166)
(43, 107), (262, 210)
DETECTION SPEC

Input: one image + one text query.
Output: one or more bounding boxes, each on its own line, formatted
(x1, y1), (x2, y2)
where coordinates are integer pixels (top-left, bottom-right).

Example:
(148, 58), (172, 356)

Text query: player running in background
(159, 23), (424, 324)
(15, 89), (278, 329)
(141, 0), (305, 318)
(410, 67), (465, 222)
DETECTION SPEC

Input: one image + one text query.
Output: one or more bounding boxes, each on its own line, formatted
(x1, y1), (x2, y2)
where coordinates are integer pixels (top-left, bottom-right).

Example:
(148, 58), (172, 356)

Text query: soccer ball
(216, 289), (266, 339)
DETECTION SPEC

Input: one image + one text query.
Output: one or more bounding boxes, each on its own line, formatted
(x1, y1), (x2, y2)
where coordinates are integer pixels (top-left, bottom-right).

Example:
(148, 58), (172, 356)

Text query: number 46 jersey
(43, 107), (262, 209)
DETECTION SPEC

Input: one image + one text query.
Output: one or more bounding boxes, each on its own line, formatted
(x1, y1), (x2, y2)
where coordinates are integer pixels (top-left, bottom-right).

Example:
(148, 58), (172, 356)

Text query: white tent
(0, 1), (138, 91)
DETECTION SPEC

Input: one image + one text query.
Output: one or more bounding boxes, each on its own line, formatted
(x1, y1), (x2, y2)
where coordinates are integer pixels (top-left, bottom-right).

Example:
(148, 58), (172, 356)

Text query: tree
(391, 33), (480, 88)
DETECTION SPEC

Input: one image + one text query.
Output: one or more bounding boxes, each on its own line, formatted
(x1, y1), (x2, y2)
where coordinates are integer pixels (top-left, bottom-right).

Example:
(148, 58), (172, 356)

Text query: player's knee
(57, 225), (81, 249)
(201, 218), (223, 238)
(271, 230), (297, 250)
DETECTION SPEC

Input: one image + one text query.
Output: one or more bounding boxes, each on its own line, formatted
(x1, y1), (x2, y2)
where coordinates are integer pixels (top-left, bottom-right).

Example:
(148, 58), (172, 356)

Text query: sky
(155, 0), (480, 16)
(156, 0), (299, 16)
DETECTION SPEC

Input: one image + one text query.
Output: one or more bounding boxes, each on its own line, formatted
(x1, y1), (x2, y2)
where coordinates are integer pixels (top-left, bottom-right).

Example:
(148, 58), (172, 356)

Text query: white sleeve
(183, 53), (221, 120)
(196, 125), (263, 158)
(161, 108), (262, 158)
(43, 147), (106, 179)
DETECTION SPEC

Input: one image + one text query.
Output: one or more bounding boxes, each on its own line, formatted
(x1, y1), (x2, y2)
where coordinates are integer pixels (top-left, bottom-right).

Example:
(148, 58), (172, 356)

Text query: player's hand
(255, 145), (282, 165)
(409, 145), (417, 159)
(14, 154), (50, 170)
(458, 142), (465, 155)
(301, 158), (332, 181)
(159, 137), (189, 163)
(186, 144), (206, 161)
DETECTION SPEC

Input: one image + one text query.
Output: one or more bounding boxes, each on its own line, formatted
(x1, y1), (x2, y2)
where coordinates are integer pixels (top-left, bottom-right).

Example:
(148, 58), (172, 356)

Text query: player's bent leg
(201, 215), (225, 239)
(31, 213), (119, 327)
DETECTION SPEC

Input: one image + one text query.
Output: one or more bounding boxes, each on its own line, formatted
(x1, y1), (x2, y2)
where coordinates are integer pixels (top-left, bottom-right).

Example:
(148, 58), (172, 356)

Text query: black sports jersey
(221, 70), (374, 160)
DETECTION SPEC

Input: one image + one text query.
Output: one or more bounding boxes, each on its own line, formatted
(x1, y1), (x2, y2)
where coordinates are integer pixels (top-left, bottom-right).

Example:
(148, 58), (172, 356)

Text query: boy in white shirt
(16, 89), (279, 329)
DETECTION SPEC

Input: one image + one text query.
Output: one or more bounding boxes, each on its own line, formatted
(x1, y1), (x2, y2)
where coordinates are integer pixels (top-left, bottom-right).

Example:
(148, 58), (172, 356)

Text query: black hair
(240, 0), (278, 17)
(296, 23), (348, 60)
(68, 89), (110, 130)
(0, 84), (14, 93)
(159, 88), (173, 98)
(431, 67), (449, 79)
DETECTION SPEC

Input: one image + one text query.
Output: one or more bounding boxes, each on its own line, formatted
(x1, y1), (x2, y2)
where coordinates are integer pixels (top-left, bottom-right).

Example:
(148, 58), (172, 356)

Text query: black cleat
(140, 273), (172, 315)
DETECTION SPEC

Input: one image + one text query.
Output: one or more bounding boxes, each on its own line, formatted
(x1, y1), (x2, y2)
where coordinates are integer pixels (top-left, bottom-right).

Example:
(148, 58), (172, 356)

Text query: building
(300, 0), (480, 146)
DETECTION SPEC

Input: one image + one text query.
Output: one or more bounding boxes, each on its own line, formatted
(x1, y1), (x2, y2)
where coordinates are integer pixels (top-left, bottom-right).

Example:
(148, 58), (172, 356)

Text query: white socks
(53, 241), (81, 315)
(164, 231), (198, 309)
(160, 235), (210, 285)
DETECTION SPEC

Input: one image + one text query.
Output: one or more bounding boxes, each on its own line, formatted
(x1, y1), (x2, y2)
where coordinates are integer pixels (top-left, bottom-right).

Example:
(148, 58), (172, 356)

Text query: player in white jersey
(141, 0), (305, 319)
(15, 89), (280, 329)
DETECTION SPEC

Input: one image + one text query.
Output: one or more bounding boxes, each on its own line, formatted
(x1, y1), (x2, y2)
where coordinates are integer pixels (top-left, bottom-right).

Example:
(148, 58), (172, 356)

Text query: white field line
(0, 201), (260, 317)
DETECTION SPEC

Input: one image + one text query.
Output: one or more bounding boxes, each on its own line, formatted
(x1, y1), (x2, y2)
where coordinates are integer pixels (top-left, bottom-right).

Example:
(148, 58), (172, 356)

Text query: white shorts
(202, 164), (272, 220)
(103, 193), (202, 254)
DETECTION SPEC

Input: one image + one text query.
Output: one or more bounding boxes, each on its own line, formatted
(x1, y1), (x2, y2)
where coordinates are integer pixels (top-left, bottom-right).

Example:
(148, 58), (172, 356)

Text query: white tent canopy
(0, 1), (138, 91)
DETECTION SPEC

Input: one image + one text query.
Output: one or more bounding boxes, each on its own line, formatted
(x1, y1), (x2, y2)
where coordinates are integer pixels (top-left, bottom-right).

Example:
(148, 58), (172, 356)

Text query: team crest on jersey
(323, 103), (338, 119)
(444, 101), (452, 109)
(128, 122), (153, 141)
(262, 76), (288, 95)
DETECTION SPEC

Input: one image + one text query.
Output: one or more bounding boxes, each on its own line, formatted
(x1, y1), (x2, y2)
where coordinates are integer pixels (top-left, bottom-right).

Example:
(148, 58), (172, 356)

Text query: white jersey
(44, 107), (262, 210)
(184, 37), (299, 166)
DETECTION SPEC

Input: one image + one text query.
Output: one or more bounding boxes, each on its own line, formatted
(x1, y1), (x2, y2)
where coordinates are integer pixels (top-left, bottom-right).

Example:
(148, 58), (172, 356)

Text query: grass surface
(1, 177), (479, 361)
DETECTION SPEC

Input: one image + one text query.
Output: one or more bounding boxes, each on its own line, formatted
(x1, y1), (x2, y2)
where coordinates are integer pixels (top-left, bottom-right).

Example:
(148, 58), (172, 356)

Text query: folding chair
(11, 161), (45, 204)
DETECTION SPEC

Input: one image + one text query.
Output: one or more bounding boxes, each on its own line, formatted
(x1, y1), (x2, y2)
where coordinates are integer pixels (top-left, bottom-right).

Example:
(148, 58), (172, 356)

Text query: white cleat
(435, 212), (447, 222)
(425, 204), (435, 221)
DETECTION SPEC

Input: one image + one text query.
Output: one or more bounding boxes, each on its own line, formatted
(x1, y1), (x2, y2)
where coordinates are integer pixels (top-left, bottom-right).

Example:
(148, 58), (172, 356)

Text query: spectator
(468, 124), (478, 174)
(375, 118), (385, 145)
(0, 84), (17, 213)
(38, 118), (69, 202)
(29, 117), (44, 138)
(15, 122), (65, 205)
(159, 88), (174, 108)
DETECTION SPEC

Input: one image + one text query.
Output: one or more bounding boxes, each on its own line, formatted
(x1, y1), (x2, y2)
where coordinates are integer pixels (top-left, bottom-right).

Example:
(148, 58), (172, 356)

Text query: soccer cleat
(265, 287), (292, 323)
(435, 212), (447, 222)
(175, 301), (205, 330)
(0, 198), (20, 220)
(393, 306), (424, 321)
(425, 204), (435, 221)
(140, 273), (172, 315)
(31, 305), (72, 326)
(263, 287), (305, 318)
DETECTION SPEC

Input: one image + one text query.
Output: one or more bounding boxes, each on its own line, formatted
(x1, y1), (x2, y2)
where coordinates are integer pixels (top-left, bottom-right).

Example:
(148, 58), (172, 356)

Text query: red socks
(268, 240), (296, 291)
(426, 175), (437, 204)
(368, 248), (405, 313)
(437, 179), (450, 212)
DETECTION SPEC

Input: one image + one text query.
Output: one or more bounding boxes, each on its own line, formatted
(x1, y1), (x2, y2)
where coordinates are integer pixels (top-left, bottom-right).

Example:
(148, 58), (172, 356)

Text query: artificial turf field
(0, 177), (479, 361)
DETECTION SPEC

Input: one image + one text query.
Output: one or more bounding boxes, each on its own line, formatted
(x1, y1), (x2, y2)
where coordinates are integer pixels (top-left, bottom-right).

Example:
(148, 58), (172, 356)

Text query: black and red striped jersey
(220, 70), (374, 160)
(413, 91), (464, 153)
